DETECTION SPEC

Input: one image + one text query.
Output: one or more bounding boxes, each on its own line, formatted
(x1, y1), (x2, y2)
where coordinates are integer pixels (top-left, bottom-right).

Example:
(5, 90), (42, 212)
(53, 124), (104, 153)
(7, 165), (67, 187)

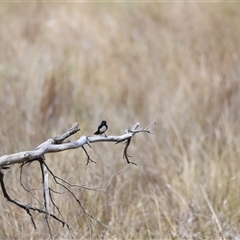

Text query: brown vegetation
(0, 2), (240, 239)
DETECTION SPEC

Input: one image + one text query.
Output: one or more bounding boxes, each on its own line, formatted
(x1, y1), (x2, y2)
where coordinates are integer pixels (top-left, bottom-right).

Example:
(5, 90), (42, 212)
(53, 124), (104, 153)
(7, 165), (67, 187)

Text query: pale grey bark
(0, 121), (156, 168)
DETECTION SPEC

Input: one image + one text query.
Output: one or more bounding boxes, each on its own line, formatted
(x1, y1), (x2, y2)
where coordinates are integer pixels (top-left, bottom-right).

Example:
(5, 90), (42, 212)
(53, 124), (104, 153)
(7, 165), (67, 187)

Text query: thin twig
(123, 138), (137, 165)
(0, 169), (69, 229)
(82, 146), (97, 165)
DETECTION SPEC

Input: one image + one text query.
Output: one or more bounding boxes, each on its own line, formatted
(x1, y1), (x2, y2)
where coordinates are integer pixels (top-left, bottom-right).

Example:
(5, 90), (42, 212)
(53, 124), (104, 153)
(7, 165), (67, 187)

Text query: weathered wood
(0, 121), (156, 234)
(0, 121), (156, 168)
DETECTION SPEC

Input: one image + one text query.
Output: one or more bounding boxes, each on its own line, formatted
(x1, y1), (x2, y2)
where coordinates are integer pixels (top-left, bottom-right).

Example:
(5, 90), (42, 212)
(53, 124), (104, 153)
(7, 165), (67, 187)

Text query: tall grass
(0, 2), (240, 239)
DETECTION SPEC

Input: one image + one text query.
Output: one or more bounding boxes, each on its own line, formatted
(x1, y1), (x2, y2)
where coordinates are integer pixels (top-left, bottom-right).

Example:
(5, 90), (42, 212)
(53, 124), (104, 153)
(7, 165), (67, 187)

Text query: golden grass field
(0, 2), (240, 239)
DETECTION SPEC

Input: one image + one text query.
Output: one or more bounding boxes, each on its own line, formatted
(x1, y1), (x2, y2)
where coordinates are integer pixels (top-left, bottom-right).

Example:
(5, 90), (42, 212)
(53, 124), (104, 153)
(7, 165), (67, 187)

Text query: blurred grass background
(0, 2), (240, 239)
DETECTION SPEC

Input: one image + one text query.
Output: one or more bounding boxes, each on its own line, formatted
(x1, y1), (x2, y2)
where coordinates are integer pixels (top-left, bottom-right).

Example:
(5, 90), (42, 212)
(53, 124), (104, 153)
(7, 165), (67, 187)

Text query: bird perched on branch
(94, 120), (108, 137)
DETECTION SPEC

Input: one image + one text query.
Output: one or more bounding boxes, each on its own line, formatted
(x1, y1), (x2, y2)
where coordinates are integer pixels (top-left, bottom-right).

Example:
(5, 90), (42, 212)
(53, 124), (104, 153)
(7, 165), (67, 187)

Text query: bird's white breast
(100, 126), (107, 132)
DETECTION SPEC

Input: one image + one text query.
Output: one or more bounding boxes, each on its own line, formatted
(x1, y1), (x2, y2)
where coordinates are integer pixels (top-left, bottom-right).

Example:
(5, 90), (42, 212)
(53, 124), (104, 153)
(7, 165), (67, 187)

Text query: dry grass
(0, 2), (240, 239)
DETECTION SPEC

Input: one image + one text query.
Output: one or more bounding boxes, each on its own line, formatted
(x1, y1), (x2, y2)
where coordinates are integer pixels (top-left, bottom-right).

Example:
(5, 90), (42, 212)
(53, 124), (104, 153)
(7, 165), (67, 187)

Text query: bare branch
(129, 120), (157, 134)
(53, 122), (80, 144)
(0, 170), (69, 229)
(0, 121), (156, 168)
(0, 170), (37, 229)
(39, 159), (51, 219)
(0, 121), (156, 237)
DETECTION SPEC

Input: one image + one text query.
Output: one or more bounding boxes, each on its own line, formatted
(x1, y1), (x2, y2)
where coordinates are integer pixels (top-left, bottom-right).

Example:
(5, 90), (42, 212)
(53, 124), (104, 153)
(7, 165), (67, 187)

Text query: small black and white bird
(94, 120), (108, 136)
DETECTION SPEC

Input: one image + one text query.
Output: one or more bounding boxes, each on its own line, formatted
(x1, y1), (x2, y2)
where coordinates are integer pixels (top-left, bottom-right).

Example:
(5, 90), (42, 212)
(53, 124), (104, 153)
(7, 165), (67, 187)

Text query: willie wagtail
(94, 120), (108, 136)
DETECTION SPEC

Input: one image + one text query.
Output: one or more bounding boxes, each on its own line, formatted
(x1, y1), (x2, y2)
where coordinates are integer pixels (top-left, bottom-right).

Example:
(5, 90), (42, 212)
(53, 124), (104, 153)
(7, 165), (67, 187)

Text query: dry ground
(0, 2), (240, 239)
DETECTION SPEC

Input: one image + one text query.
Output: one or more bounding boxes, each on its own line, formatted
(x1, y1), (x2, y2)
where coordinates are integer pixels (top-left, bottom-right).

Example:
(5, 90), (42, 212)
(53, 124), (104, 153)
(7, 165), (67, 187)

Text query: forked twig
(116, 120), (156, 165)
(123, 138), (136, 165)
(82, 146), (97, 165)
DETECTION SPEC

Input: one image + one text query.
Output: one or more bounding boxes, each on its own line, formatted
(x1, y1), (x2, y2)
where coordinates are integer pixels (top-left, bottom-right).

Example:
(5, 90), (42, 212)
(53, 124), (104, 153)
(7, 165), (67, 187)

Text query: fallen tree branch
(0, 120), (156, 237)
(0, 121), (156, 168)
